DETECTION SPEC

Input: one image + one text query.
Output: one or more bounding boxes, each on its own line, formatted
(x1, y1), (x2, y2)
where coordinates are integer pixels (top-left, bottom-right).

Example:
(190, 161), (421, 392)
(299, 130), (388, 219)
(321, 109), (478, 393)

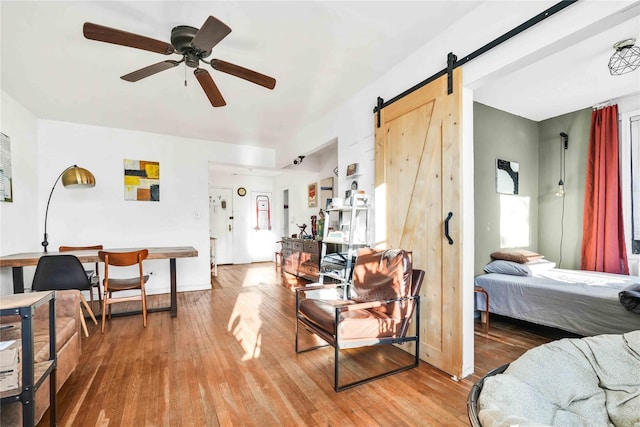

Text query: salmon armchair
(296, 248), (424, 391)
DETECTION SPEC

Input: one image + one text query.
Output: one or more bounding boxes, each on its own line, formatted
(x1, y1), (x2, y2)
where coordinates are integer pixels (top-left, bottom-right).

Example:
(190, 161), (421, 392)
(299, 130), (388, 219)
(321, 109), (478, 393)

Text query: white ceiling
(0, 1), (481, 149)
(474, 2), (640, 121)
(2, 1), (640, 159)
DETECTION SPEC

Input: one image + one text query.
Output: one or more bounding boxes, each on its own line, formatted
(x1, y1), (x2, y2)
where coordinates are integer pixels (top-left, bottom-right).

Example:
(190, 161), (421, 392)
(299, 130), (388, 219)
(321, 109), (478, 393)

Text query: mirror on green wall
(496, 158), (519, 195)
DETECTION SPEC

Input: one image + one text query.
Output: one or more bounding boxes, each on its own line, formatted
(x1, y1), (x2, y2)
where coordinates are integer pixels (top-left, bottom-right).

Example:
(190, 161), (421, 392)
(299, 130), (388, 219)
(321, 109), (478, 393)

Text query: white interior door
(210, 187), (234, 265)
(251, 191), (276, 262)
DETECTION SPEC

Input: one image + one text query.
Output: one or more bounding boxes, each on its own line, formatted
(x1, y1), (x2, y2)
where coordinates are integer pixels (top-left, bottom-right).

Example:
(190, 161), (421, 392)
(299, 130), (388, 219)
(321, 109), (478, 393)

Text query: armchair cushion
(298, 298), (354, 334)
(351, 248), (412, 305)
(299, 298), (408, 340)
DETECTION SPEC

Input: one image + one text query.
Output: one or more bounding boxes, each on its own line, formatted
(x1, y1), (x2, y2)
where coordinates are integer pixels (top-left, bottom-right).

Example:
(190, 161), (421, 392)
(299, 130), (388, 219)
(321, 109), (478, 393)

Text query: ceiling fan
(83, 16), (276, 107)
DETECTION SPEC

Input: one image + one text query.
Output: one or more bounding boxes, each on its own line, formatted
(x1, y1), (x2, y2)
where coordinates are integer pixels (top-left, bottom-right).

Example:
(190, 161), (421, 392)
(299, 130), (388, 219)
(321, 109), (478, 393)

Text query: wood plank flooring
(39, 262), (576, 426)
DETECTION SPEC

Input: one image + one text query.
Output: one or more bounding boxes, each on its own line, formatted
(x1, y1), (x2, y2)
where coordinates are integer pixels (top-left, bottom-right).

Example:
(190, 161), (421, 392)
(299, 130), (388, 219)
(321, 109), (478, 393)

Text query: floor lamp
(42, 165), (96, 252)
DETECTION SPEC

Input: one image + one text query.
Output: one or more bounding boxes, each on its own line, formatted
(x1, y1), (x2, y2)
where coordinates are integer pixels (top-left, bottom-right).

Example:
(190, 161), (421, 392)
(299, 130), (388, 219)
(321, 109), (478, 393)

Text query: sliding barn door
(374, 69), (463, 378)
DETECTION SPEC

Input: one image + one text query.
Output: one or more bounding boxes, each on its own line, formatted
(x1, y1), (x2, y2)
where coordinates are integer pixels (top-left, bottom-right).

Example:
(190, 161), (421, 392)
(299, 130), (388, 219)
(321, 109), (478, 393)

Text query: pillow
(516, 249), (545, 262)
(619, 283), (640, 314)
(490, 249), (544, 264)
(490, 251), (528, 263)
(525, 259), (556, 275)
(484, 260), (531, 276)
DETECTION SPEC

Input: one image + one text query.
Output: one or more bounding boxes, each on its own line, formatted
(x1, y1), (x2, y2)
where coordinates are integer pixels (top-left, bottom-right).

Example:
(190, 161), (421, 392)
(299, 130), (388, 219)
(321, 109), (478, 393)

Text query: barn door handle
(444, 212), (454, 245)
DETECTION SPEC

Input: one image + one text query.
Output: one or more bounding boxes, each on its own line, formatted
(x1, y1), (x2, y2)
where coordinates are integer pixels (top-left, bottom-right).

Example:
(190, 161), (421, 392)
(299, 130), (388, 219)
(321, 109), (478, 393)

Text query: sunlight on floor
(228, 288), (263, 361)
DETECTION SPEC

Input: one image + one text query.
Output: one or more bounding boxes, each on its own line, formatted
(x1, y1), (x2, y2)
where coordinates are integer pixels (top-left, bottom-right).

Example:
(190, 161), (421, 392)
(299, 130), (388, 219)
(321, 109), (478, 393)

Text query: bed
(475, 260), (640, 336)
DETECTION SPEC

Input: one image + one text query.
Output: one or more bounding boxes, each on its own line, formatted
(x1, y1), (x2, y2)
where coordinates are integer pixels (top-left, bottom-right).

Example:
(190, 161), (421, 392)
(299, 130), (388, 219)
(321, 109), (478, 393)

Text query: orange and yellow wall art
(124, 159), (160, 201)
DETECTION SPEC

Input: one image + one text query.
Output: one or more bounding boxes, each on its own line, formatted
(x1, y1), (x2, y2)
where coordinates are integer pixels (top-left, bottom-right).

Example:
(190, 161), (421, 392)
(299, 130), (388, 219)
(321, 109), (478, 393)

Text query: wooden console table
(281, 238), (322, 281)
(0, 246), (198, 317)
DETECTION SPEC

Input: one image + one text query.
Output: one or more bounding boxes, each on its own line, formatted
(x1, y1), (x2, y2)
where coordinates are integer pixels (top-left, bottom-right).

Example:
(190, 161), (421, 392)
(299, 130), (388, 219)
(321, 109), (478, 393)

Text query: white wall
(0, 115), (276, 295)
(208, 171), (278, 263)
(0, 91), (40, 294)
(274, 144), (337, 241)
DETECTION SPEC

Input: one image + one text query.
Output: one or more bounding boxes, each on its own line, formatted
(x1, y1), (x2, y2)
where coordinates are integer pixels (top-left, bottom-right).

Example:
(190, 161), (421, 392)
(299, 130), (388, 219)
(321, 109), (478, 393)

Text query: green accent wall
(538, 108), (591, 269)
(474, 102), (591, 275)
(474, 103), (539, 275)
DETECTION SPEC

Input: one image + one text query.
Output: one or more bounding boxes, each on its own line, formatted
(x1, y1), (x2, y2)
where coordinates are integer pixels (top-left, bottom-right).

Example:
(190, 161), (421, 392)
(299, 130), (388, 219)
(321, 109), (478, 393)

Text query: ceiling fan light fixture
(608, 38), (640, 76)
(83, 16), (275, 108)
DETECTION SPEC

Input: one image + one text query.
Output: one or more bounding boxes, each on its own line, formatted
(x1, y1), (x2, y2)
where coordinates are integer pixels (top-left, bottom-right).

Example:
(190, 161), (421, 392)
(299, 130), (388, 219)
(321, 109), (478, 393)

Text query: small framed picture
(325, 198), (333, 210)
(308, 182), (318, 207)
(346, 163), (359, 177)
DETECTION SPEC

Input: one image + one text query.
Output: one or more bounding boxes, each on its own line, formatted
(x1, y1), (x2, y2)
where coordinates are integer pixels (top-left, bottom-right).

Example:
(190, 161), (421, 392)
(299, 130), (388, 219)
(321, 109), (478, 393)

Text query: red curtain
(580, 104), (629, 274)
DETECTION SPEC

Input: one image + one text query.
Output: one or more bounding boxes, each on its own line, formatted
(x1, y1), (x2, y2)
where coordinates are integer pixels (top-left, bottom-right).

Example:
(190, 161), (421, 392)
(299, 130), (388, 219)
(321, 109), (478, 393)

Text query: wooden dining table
(0, 246), (198, 317)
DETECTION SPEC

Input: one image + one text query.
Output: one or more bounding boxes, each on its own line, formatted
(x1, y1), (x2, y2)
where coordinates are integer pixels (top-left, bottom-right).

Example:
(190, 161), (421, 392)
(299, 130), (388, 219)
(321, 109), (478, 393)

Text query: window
(620, 110), (640, 257)
(499, 194), (530, 248)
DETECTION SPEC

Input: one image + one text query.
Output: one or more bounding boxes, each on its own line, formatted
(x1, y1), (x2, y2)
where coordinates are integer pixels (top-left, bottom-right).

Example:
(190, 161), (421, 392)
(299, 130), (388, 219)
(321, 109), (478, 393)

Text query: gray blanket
(478, 330), (640, 427)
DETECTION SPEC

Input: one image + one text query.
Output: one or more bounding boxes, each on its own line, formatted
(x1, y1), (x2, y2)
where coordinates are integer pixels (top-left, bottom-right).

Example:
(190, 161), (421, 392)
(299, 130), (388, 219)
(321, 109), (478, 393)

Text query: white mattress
(475, 268), (640, 336)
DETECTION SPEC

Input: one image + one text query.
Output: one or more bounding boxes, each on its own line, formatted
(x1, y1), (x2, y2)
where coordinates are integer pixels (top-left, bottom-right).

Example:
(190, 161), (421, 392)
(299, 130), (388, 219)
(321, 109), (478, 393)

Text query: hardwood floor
(40, 263), (575, 426)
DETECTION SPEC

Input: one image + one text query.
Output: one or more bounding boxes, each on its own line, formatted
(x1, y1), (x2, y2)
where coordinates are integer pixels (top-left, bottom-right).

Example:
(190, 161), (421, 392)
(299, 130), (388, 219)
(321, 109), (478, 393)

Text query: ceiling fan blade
(191, 16), (232, 52)
(194, 69), (226, 107)
(83, 22), (174, 55)
(211, 59), (276, 90)
(121, 61), (180, 82)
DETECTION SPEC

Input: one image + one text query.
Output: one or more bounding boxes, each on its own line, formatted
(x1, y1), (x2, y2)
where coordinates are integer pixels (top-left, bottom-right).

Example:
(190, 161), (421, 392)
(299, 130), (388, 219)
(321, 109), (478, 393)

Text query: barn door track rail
(374, 0), (577, 127)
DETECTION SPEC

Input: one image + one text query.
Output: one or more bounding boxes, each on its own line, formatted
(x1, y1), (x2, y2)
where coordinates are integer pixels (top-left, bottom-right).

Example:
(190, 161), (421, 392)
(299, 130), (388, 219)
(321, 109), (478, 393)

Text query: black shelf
(0, 291), (57, 427)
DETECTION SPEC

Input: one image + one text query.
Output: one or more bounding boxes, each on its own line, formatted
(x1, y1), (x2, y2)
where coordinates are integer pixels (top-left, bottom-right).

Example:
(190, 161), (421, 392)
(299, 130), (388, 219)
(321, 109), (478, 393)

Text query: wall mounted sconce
(42, 165), (96, 252)
(555, 132), (568, 197)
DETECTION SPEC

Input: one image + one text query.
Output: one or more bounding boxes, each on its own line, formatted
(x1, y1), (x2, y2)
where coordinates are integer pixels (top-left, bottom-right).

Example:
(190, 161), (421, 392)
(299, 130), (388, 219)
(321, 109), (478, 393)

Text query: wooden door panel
(374, 69), (462, 377)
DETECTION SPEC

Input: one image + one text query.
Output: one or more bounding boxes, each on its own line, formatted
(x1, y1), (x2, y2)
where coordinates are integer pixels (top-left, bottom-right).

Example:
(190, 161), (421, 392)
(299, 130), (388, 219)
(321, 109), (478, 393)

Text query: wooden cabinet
(281, 238), (321, 281)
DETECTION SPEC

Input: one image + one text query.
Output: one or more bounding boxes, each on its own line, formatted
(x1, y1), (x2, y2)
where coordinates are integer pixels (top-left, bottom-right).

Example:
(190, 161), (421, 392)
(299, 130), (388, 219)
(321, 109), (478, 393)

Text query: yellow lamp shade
(61, 166), (96, 188)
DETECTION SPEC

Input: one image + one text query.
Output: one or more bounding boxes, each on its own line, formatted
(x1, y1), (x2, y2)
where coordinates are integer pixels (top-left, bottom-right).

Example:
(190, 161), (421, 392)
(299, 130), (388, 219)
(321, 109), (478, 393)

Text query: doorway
(210, 187), (234, 265)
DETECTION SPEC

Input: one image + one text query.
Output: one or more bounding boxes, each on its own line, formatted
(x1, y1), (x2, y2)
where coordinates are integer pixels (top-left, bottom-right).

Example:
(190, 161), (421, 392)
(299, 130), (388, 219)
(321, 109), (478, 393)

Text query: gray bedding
(478, 330), (640, 427)
(475, 268), (640, 336)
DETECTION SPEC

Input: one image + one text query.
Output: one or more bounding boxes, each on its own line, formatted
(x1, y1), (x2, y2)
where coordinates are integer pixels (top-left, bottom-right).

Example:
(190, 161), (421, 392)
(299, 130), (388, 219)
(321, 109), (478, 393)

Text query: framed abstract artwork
(496, 158), (519, 195)
(124, 159), (160, 201)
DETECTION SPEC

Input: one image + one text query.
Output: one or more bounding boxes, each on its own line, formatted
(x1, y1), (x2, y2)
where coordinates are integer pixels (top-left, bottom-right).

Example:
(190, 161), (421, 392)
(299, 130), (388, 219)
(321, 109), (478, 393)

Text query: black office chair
(59, 244), (104, 310)
(32, 255), (98, 336)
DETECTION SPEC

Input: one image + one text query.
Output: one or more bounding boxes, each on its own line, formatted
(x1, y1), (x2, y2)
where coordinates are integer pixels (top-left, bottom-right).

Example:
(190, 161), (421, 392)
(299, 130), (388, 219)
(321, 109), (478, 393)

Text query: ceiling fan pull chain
(184, 62), (187, 87)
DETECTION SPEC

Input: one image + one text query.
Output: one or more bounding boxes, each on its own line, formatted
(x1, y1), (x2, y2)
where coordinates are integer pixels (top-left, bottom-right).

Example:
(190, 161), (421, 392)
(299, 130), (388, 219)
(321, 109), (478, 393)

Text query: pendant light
(608, 38), (640, 76)
(555, 133), (568, 197)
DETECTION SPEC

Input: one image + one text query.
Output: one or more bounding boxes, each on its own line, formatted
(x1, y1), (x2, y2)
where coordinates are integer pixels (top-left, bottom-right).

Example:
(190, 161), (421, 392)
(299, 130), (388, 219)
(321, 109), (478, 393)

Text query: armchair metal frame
(295, 269), (424, 392)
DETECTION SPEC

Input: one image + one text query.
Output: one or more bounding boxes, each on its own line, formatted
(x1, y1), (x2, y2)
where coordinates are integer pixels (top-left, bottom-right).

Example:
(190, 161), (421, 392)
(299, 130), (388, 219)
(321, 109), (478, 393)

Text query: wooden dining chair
(98, 249), (149, 333)
(59, 244), (104, 310)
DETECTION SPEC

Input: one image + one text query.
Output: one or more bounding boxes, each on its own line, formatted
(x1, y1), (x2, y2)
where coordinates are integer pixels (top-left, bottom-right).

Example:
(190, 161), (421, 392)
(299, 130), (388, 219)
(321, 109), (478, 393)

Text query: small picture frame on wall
(0, 132), (13, 202)
(308, 182), (318, 208)
(346, 163), (359, 177)
(496, 158), (519, 195)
